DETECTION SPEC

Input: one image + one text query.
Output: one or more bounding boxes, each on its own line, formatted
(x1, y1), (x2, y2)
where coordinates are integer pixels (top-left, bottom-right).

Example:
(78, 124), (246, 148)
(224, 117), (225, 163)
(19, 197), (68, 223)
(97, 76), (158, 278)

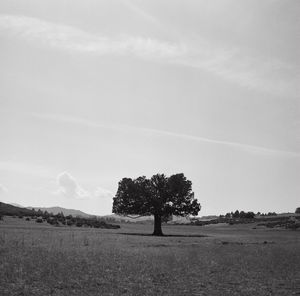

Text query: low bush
(36, 218), (43, 223)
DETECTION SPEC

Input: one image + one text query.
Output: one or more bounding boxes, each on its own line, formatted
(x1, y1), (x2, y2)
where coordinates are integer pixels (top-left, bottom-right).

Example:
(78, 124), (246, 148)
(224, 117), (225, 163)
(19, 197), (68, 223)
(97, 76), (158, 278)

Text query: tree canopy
(112, 173), (201, 235)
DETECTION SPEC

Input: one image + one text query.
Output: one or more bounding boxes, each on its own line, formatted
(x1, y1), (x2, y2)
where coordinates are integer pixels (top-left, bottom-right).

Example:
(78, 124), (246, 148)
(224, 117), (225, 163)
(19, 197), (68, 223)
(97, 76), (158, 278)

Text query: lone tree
(112, 173), (201, 236)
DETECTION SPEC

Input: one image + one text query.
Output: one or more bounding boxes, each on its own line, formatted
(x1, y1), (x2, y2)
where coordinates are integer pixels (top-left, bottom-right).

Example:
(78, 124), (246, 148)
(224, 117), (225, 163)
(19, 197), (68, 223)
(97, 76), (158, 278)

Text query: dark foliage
(224, 210), (255, 219)
(36, 217), (43, 223)
(113, 173), (201, 235)
(0, 202), (36, 216)
(43, 215), (120, 229)
(257, 216), (300, 230)
(0, 201), (120, 229)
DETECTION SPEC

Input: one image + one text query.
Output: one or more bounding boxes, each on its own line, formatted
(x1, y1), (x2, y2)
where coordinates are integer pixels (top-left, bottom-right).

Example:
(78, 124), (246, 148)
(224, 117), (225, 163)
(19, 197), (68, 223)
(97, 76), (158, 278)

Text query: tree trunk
(153, 214), (163, 236)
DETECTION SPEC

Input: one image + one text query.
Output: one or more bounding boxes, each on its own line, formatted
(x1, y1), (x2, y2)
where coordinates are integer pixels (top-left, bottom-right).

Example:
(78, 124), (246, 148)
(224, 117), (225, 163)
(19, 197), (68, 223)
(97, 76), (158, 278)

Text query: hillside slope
(0, 202), (35, 216)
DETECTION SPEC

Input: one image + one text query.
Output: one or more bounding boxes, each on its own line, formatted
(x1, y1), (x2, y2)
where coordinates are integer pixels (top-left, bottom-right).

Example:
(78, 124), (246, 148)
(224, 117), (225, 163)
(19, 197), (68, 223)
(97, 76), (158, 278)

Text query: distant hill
(103, 214), (205, 224)
(168, 215), (191, 224)
(200, 215), (219, 220)
(4, 202), (98, 218)
(9, 203), (25, 208)
(102, 214), (153, 223)
(0, 201), (35, 216)
(102, 214), (196, 224)
(28, 206), (92, 218)
(0, 202), (204, 222)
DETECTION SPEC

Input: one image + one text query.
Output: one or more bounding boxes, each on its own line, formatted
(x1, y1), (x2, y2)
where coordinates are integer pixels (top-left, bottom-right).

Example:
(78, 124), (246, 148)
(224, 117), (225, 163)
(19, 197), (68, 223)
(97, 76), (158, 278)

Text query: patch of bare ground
(0, 216), (299, 295)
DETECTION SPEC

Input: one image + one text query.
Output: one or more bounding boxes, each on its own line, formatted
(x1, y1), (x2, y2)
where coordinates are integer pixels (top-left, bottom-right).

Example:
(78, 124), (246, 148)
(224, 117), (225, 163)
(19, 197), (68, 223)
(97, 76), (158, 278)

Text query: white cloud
(0, 184), (8, 194)
(55, 171), (113, 200)
(0, 14), (298, 97)
(56, 171), (89, 199)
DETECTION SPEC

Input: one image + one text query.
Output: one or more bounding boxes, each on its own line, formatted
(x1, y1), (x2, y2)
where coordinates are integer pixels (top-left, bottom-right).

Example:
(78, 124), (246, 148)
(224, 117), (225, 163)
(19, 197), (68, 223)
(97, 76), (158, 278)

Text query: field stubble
(0, 217), (299, 296)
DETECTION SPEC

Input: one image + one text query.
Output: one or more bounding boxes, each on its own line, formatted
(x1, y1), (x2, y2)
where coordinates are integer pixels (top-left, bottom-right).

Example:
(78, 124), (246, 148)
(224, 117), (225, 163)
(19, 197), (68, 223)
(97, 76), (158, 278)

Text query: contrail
(31, 112), (300, 158)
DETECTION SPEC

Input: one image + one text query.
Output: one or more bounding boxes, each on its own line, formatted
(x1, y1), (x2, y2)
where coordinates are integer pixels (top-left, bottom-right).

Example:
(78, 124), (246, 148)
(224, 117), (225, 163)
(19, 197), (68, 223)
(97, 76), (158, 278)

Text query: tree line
(0, 203), (120, 229)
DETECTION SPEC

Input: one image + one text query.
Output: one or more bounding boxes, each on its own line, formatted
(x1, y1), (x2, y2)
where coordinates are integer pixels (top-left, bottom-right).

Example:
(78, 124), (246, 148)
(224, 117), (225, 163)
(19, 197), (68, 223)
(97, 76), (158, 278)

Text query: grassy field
(0, 217), (299, 295)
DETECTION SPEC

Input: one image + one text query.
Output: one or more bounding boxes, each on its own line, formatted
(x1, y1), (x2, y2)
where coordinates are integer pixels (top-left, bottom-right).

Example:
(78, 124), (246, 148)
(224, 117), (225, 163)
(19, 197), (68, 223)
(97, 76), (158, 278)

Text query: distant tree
(56, 212), (65, 223)
(239, 211), (246, 218)
(227, 210), (255, 219)
(245, 211), (255, 219)
(225, 212), (231, 218)
(113, 173), (201, 236)
(76, 221), (83, 227)
(36, 209), (43, 216)
(67, 219), (73, 226)
(295, 207), (300, 214)
(43, 211), (50, 219)
(233, 210), (240, 218)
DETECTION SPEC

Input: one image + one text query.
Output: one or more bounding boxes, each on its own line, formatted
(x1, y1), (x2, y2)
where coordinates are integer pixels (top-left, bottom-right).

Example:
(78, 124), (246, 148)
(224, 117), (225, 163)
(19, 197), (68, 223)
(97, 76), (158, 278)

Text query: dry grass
(0, 217), (299, 295)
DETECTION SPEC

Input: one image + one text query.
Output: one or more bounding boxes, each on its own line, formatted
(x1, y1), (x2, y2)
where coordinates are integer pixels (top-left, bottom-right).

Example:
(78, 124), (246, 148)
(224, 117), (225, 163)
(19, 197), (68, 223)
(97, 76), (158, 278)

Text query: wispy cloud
(120, 2), (300, 97)
(0, 14), (185, 59)
(0, 160), (52, 177)
(122, 0), (163, 29)
(0, 184), (8, 194)
(94, 187), (113, 199)
(0, 14), (298, 97)
(181, 50), (299, 98)
(32, 112), (300, 158)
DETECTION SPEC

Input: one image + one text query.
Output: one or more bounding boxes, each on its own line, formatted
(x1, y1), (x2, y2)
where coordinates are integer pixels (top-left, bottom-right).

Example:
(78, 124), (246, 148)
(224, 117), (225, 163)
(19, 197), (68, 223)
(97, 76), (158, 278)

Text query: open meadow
(0, 216), (299, 296)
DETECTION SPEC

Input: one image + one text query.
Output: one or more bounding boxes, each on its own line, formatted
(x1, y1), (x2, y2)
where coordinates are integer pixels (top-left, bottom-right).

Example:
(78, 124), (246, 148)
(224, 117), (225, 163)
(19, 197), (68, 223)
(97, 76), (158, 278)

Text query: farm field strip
(0, 217), (299, 296)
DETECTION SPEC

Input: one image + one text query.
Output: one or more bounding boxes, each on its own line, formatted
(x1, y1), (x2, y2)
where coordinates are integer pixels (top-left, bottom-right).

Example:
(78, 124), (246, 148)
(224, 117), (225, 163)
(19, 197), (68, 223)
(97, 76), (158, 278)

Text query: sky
(0, 0), (299, 216)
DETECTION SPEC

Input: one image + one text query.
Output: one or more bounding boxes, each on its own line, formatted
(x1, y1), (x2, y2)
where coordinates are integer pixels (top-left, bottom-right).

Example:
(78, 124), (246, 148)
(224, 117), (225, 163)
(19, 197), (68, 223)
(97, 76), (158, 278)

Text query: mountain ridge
(0, 201), (35, 216)
(27, 206), (92, 217)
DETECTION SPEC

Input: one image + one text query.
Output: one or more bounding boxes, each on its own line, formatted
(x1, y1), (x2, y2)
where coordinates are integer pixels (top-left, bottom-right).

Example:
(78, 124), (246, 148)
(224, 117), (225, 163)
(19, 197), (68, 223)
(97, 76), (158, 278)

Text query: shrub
(36, 217), (43, 223)
(66, 220), (73, 226)
(76, 221), (83, 227)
